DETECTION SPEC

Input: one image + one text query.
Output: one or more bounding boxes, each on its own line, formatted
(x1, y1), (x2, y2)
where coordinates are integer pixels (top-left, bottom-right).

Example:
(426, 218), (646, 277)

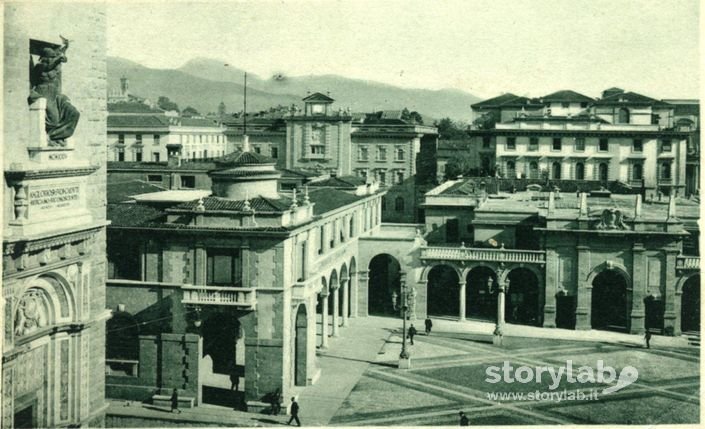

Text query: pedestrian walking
(459, 411), (469, 426)
(408, 324), (417, 345)
(287, 397), (301, 426)
(170, 388), (181, 414)
(424, 317), (433, 335)
(644, 330), (652, 349)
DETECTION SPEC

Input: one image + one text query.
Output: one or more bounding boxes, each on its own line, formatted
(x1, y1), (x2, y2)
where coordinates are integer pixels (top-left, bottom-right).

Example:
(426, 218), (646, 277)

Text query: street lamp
(398, 272), (411, 368)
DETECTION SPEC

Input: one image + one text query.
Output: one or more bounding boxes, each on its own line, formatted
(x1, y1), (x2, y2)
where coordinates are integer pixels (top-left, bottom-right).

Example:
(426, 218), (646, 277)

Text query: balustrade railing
(181, 285), (256, 308)
(676, 256), (700, 270)
(421, 246), (546, 264)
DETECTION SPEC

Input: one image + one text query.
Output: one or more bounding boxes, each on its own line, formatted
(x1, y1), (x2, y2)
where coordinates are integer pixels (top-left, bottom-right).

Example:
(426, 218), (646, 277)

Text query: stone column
(358, 270), (369, 317)
(543, 248), (558, 328)
(320, 293), (329, 349)
(630, 243), (646, 334)
(493, 279), (507, 346)
(458, 281), (466, 321)
(332, 287), (340, 337)
(575, 246), (592, 330)
(341, 279), (349, 327)
(663, 249), (680, 335)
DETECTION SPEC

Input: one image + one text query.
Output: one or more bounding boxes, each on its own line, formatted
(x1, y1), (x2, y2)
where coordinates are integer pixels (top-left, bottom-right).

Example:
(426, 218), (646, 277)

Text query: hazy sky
(107, 0), (700, 99)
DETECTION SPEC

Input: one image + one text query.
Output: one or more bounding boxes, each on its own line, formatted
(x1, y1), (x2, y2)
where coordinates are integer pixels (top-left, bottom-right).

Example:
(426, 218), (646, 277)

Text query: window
(296, 241), (306, 282)
(661, 162), (672, 180)
(506, 137), (516, 150)
(396, 147), (404, 161)
(661, 139), (672, 152)
(378, 171), (386, 185)
(329, 223), (335, 249)
(118, 134), (125, 145)
(482, 135), (491, 148)
(575, 138), (585, 151)
(154, 134), (160, 145)
(633, 139), (643, 152)
(377, 146), (387, 161)
(271, 146), (279, 158)
(561, 102), (569, 108)
(206, 249), (242, 286)
(599, 138), (609, 152)
(632, 164), (643, 181)
(359, 146), (369, 161)
(117, 147), (125, 161)
(396, 171), (404, 184)
(311, 145), (325, 155)
(147, 174), (162, 182)
(580, 102), (588, 108)
(617, 108), (630, 124)
(529, 137), (538, 151)
(395, 197), (405, 211)
(529, 161), (539, 179)
(598, 163), (608, 181)
(181, 175), (196, 188)
(135, 134), (143, 145)
(318, 226), (325, 254)
(134, 148), (143, 162)
(552, 138), (562, 151)
(204, 149), (208, 159)
(359, 169), (367, 180)
(575, 162), (585, 180)
(552, 162), (562, 179)
(153, 152), (160, 162)
(253, 146), (261, 154)
(349, 217), (354, 237)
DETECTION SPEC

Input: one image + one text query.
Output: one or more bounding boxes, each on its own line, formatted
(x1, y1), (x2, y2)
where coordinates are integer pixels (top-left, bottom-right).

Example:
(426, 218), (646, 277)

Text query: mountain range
(107, 57), (481, 122)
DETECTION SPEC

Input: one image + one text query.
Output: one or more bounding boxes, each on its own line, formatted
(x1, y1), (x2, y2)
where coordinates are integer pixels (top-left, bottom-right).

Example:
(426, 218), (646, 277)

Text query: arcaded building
(105, 148), (384, 410)
(3, 3), (109, 428)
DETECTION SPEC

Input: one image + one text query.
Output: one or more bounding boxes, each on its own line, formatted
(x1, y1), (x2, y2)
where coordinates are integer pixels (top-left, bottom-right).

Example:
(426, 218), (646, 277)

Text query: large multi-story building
(105, 148), (384, 411)
(466, 88), (695, 196)
(224, 93), (438, 222)
(107, 105), (227, 163)
(3, 3), (109, 427)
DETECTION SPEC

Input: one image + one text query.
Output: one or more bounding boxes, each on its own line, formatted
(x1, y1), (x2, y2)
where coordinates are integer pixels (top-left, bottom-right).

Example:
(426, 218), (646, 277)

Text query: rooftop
(107, 161), (217, 171)
(594, 91), (671, 107)
(308, 175), (366, 189)
(107, 179), (167, 203)
(131, 189), (212, 203)
(108, 114), (170, 128)
(541, 90), (594, 103)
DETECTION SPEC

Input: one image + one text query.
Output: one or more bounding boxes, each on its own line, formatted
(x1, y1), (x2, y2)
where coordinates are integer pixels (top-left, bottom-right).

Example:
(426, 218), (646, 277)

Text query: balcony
(421, 246), (546, 264)
(676, 256), (700, 271)
(181, 285), (256, 308)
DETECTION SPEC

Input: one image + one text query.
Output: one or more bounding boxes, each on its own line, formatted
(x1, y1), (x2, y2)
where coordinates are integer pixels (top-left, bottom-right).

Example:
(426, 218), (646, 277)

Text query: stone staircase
(682, 330), (700, 347)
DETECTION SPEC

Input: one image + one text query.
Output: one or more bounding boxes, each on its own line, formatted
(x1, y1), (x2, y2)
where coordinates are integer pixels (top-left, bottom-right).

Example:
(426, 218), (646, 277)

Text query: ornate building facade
(3, 3), (109, 428)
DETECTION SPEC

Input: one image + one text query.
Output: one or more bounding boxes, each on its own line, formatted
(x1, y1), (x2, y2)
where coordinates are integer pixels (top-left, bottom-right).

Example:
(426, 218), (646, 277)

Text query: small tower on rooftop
(303, 92), (335, 116)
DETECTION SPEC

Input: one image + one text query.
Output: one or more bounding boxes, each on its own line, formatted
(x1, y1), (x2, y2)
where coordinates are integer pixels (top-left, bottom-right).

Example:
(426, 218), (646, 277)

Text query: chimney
(634, 194), (643, 219)
(242, 134), (250, 152)
(578, 192), (588, 217)
(667, 191), (677, 220)
(548, 192), (556, 215)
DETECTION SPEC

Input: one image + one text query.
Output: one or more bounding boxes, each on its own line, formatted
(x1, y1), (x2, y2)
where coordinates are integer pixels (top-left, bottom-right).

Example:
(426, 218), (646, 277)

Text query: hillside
(108, 57), (480, 121)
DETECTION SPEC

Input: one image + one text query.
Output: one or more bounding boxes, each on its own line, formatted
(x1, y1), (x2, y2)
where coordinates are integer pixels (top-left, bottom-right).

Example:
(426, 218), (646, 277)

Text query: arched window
(552, 162), (562, 180)
(661, 162), (672, 180)
(395, 197), (405, 211)
(617, 108), (630, 124)
(598, 163), (608, 181)
(632, 164), (643, 181)
(529, 161), (539, 179)
(575, 162), (585, 180)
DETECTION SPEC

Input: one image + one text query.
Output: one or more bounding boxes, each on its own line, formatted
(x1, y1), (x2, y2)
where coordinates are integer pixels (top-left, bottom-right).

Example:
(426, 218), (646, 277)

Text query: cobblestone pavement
(331, 320), (700, 426)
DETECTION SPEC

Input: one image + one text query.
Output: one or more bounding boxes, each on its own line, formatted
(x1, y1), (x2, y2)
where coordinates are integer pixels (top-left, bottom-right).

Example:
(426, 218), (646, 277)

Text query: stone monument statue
(28, 36), (80, 146)
(14, 290), (48, 337)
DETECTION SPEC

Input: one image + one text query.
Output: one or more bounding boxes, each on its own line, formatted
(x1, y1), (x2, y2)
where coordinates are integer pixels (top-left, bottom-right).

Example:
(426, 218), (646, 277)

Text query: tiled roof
(594, 91), (668, 106)
(280, 168), (323, 178)
(308, 176), (366, 188)
(215, 150), (275, 167)
(107, 179), (167, 203)
(107, 161), (217, 171)
(107, 203), (166, 226)
(471, 93), (520, 108)
(307, 188), (367, 214)
(541, 90), (594, 103)
(172, 196), (293, 213)
(303, 92), (335, 102)
(171, 117), (222, 127)
(108, 114), (170, 128)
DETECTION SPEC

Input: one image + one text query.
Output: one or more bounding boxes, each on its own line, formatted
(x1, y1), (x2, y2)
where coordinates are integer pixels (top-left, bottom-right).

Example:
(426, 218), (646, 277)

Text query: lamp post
(493, 278), (506, 346)
(398, 273), (411, 368)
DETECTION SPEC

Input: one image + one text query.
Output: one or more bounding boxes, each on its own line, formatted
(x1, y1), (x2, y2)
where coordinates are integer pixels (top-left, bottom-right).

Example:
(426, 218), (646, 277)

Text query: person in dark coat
(170, 388), (180, 413)
(408, 324), (418, 345)
(644, 330), (652, 349)
(459, 411), (469, 426)
(424, 318), (433, 335)
(287, 397), (301, 426)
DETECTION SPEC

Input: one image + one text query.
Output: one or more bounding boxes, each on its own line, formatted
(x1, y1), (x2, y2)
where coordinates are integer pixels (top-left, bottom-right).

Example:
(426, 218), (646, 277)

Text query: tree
(444, 152), (476, 180)
(401, 107), (424, 125)
(157, 96), (179, 112)
(472, 112), (498, 130)
(217, 101), (226, 117)
(435, 117), (467, 140)
(182, 106), (200, 117)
